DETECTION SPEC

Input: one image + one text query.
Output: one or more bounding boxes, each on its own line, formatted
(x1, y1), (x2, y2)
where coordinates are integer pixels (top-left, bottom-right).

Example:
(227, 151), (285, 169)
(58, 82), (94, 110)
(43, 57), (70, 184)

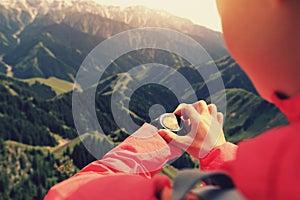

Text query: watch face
(160, 113), (181, 131)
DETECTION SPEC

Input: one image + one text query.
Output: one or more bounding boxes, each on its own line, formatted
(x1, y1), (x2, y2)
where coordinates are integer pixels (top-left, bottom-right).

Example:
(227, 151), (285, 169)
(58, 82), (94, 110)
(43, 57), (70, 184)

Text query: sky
(93, 0), (222, 32)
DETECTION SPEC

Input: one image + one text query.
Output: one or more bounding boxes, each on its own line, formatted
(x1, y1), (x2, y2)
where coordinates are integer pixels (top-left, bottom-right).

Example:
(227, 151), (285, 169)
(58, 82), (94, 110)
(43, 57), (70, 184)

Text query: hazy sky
(93, 0), (222, 32)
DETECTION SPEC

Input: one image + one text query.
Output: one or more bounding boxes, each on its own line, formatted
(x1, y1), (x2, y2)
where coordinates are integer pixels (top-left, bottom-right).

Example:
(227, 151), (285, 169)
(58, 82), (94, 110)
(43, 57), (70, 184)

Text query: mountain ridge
(0, 0), (226, 57)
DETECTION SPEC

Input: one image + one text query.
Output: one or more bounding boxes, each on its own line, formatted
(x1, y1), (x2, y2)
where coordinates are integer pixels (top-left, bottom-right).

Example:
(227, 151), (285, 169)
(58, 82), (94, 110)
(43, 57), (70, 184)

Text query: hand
(158, 100), (226, 159)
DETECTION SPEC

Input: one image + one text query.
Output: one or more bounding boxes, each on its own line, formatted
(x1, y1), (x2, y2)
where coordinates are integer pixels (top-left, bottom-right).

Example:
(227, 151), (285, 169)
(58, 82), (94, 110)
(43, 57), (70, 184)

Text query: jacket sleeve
(199, 142), (238, 171)
(45, 123), (180, 199)
(78, 123), (181, 178)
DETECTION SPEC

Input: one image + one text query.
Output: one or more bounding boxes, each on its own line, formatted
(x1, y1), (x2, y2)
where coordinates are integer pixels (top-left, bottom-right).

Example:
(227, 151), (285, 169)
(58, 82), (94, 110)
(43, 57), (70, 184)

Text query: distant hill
(22, 77), (73, 95)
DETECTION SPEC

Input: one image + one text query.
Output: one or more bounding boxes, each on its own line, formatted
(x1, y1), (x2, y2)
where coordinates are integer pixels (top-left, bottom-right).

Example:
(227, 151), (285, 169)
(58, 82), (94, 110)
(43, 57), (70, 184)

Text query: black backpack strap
(172, 169), (245, 200)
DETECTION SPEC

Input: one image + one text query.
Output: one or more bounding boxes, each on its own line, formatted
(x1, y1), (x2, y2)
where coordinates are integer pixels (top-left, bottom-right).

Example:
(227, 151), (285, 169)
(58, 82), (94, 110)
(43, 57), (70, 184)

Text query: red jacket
(45, 93), (300, 200)
(45, 125), (177, 200)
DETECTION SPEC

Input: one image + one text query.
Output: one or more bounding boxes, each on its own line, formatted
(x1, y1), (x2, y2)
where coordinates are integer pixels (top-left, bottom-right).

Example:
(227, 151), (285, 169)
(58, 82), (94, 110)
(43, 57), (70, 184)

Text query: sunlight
(93, 0), (222, 32)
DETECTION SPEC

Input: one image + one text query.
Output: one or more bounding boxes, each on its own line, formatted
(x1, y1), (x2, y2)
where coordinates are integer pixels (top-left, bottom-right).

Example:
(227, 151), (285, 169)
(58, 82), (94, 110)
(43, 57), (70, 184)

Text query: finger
(208, 104), (217, 118)
(174, 104), (199, 124)
(217, 112), (224, 125)
(158, 129), (177, 143)
(173, 103), (186, 116)
(192, 100), (208, 115)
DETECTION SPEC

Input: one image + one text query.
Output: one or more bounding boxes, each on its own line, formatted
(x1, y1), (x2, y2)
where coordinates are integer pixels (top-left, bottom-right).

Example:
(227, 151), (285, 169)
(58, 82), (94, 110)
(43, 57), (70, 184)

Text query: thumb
(158, 129), (177, 143)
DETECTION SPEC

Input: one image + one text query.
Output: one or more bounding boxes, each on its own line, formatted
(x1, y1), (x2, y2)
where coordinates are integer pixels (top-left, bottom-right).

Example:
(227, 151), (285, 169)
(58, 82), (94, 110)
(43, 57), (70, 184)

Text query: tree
(0, 138), (4, 153)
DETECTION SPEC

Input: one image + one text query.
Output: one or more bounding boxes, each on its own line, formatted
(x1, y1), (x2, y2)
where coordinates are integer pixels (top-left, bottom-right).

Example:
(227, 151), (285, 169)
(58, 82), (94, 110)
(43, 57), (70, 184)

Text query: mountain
(0, 0), (227, 81)
(0, 0), (288, 199)
(90, 58), (286, 141)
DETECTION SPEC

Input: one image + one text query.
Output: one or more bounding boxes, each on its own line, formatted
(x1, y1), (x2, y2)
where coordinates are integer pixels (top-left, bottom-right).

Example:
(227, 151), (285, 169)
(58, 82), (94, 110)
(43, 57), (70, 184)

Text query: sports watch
(150, 113), (190, 136)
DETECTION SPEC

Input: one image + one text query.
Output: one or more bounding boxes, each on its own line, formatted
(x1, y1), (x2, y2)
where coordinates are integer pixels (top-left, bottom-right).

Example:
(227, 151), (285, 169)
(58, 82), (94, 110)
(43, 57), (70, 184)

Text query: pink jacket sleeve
(44, 123), (180, 199)
(79, 123), (181, 178)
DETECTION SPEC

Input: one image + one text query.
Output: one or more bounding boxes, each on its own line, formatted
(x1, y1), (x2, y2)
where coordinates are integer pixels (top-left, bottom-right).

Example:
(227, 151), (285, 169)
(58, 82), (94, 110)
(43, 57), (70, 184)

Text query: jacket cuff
(200, 142), (238, 171)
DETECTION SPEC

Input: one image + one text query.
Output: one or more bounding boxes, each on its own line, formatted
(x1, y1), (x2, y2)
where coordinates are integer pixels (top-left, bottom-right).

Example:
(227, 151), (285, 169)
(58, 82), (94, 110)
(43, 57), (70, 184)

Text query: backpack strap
(172, 169), (245, 200)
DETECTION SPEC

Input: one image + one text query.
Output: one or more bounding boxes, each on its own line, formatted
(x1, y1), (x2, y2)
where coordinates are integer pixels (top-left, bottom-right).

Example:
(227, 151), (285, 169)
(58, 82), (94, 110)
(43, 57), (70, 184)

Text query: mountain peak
(0, 0), (97, 15)
(0, 0), (193, 27)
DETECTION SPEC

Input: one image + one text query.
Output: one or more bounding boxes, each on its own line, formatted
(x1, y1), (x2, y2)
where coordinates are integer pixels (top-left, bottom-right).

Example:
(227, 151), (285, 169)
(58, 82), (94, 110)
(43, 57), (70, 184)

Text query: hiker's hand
(158, 101), (226, 159)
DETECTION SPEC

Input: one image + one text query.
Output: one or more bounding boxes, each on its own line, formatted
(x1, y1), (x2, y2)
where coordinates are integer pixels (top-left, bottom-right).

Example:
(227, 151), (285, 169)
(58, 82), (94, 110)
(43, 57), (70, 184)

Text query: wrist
(200, 142), (238, 170)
